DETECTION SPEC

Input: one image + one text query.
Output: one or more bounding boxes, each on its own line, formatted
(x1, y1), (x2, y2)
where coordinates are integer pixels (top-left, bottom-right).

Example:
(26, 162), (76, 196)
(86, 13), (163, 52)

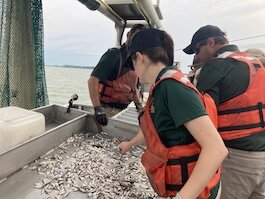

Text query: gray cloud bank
(43, 0), (265, 72)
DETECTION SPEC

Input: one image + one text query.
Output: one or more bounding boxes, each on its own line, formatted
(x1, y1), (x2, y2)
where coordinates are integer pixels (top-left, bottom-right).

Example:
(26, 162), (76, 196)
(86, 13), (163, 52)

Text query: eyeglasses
(193, 39), (208, 54)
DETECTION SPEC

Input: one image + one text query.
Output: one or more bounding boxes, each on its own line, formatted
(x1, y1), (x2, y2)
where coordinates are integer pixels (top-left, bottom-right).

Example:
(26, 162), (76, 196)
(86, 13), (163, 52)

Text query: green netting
(0, 0), (48, 109)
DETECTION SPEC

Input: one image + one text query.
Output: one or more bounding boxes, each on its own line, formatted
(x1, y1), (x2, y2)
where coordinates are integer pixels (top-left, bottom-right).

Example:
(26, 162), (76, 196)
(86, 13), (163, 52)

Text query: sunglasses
(193, 39), (208, 54)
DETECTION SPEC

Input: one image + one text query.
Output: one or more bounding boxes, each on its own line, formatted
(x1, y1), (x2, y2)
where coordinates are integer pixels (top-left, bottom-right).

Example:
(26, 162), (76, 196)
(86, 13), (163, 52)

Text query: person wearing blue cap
(184, 25), (265, 198)
(125, 28), (227, 199)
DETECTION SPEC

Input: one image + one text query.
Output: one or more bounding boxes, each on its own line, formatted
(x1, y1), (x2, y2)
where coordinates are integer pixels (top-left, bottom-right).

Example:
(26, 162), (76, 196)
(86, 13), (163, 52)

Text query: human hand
(187, 70), (195, 78)
(118, 141), (131, 155)
(94, 106), (108, 126)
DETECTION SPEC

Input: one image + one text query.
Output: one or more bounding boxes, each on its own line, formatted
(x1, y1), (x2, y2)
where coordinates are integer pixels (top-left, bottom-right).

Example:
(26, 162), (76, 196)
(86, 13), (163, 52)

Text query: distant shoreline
(45, 65), (95, 69)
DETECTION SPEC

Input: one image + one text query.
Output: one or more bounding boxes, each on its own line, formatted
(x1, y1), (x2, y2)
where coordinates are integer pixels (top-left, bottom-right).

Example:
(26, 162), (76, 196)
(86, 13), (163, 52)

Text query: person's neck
(213, 44), (227, 57)
(145, 62), (166, 84)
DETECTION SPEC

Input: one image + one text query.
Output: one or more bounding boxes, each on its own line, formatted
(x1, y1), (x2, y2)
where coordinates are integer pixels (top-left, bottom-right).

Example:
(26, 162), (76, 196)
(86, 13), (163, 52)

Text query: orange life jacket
(216, 52), (265, 140)
(140, 70), (221, 198)
(99, 49), (138, 106)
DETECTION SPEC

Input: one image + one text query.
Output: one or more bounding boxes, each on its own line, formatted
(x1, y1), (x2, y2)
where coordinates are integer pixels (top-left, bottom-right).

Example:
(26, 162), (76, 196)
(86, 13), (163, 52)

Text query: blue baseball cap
(183, 25), (225, 54)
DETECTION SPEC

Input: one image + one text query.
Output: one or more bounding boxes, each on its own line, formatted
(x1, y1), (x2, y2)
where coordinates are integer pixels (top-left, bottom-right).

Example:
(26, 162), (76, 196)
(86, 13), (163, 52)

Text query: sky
(42, 0), (265, 73)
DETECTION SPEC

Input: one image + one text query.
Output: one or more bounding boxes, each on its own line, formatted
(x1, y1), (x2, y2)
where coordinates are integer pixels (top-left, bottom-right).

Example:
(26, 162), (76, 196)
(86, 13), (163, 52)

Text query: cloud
(159, 0), (265, 72)
(43, 0), (265, 71)
(43, 0), (117, 66)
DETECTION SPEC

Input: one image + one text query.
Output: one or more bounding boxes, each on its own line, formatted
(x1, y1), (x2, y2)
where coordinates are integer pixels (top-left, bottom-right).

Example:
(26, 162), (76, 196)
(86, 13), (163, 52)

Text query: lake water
(45, 67), (93, 105)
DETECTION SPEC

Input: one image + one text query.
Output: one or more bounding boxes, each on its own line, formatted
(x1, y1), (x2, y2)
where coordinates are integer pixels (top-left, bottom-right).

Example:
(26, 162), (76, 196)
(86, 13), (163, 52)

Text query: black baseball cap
(183, 25), (225, 54)
(130, 28), (165, 56)
(125, 28), (166, 69)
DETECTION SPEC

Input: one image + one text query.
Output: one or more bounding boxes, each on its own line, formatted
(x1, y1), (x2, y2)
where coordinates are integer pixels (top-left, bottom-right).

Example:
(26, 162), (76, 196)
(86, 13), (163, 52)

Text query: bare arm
(178, 115), (228, 199)
(118, 130), (145, 154)
(88, 76), (101, 107)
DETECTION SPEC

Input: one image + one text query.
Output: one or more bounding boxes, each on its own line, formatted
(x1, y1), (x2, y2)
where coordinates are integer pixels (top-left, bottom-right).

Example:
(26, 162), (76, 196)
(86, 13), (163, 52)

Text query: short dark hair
(136, 46), (174, 66)
(127, 24), (146, 53)
(213, 35), (228, 45)
(129, 24), (146, 35)
(131, 29), (174, 66)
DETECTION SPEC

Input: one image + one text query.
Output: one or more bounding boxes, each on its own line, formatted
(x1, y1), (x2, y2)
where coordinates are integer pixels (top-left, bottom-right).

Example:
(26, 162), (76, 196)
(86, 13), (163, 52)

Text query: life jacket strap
(166, 154), (199, 165)
(218, 102), (265, 132)
(218, 103), (265, 115)
(258, 102), (265, 128)
(165, 184), (184, 192)
(166, 154), (199, 190)
(218, 122), (264, 132)
(99, 92), (111, 98)
(99, 82), (112, 98)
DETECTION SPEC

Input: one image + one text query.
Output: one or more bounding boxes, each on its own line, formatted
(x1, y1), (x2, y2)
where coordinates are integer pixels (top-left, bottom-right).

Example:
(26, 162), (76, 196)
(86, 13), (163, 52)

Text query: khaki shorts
(104, 106), (122, 118)
(221, 148), (265, 199)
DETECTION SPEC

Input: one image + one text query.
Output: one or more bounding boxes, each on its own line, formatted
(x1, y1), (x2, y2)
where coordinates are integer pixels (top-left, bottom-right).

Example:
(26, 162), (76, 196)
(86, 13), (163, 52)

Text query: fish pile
(30, 133), (158, 199)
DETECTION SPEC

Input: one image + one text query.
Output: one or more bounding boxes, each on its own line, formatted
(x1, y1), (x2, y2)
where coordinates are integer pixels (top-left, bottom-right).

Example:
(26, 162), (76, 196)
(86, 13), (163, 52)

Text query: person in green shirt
(184, 25), (265, 199)
(88, 24), (145, 126)
(120, 28), (227, 199)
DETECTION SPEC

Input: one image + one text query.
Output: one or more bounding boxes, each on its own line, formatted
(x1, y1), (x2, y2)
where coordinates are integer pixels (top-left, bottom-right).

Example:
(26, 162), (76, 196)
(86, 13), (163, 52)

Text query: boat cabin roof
(78, 0), (163, 45)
